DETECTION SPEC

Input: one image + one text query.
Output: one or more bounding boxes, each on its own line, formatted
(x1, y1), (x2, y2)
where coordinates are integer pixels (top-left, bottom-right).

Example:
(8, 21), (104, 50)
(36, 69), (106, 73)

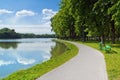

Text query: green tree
(51, 0), (76, 39)
(0, 28), (21, 39)
(51, 0), (119, 44)
(85, 0), (117, 43)
(108, 0), (120, 42)
(68, 0), (98, 41)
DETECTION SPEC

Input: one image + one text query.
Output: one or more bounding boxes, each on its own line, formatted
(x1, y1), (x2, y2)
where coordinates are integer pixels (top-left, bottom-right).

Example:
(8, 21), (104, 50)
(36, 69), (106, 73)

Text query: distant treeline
(0, 28), (56, 39)
(20, 33), (56, 38)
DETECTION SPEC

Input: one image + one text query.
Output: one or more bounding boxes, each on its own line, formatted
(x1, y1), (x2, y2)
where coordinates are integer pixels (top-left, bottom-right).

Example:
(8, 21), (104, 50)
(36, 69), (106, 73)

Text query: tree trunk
(82, 26), (86, 42)
(111, 20), (115, 44)
(101, 34), (105, 45)
(70, 25), (76, 39)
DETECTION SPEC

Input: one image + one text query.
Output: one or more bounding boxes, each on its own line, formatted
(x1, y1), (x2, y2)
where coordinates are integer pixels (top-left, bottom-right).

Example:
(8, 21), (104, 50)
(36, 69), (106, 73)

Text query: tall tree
(51, 0), (76, 39)
(108, 0), (120, 42)
(68, 0), (98, 41)
(51, 0), (119, 44)
(91, 0), (117, 44)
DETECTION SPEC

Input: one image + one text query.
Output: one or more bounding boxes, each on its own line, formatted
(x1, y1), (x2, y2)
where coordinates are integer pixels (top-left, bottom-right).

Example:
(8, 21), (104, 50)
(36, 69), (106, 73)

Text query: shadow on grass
(106, 50), (118, 54)
(111, 44), (120, 48)
(112, 46), (120, 48)
(82, 41), (98, 43)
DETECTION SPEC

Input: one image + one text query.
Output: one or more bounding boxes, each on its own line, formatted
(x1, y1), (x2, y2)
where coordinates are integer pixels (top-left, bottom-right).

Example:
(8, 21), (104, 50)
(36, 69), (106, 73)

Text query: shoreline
(3, 40), (78, 80)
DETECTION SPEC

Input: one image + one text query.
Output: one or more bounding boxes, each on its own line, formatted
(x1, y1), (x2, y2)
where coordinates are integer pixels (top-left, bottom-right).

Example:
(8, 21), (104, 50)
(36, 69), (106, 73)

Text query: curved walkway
(36, 42), (108, 80)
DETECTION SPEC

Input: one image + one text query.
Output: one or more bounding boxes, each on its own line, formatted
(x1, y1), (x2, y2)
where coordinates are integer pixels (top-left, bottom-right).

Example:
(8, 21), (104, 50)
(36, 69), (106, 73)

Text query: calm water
(0, 38), (58, 78)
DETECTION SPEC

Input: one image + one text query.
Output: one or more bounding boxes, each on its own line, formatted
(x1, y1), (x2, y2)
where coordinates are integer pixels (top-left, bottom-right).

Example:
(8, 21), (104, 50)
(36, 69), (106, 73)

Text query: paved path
(36, 42), (108, 80)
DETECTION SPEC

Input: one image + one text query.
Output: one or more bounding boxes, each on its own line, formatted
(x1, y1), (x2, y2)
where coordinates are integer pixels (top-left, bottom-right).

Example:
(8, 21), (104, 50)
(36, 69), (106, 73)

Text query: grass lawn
(79, 41), (120, 80)
(3, 40), (78, 80)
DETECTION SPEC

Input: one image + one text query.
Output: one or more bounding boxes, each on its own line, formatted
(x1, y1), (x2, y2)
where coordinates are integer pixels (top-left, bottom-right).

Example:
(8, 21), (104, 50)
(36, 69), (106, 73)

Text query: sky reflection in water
(0, 38), (55, 78)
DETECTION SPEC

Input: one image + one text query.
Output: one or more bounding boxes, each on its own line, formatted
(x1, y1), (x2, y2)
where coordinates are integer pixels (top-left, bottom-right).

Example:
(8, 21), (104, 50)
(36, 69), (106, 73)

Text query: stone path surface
(36, 42), (108, 80)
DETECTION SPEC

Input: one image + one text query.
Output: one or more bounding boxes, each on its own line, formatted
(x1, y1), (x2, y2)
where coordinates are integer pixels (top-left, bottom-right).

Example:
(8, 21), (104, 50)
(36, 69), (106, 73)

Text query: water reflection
(50, 41), (67, 58)
(0, 39), (67, 78)
(0, 42), (18, 49)
(0, 38), (55, 78)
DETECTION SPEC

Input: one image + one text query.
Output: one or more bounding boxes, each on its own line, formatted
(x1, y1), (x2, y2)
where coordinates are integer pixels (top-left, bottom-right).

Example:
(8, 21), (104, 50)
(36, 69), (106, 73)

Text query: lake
(0, 38), (66, 78)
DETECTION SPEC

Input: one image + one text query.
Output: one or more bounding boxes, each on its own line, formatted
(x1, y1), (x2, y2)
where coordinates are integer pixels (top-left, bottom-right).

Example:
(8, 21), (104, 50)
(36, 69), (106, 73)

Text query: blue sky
(0, 0), (61, 34)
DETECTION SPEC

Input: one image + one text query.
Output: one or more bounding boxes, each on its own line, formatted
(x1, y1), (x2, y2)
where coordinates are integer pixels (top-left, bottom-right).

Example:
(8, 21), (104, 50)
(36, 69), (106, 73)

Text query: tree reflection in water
(50, 41), (67, 58)
(0, 42), (18, 49)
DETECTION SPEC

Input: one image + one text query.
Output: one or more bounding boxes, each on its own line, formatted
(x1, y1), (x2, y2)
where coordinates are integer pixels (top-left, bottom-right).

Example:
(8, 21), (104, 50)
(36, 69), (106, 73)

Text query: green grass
(3, 40), (78, 80)
(79, 41), (120, 80)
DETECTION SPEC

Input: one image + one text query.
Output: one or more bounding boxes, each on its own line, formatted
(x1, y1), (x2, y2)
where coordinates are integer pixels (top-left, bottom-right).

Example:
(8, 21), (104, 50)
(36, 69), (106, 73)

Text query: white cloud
(17, 57), (35, 65)
(0, 60), (15, 66)
(6, 10), (36, 24)
(0, 9), (57, 34)
(42, 54), (51, 62)
(42, 8), (57, 20)
(0, 9), (13, 15)
(16, 10), (36, 17)
(0, 9), (57, 25)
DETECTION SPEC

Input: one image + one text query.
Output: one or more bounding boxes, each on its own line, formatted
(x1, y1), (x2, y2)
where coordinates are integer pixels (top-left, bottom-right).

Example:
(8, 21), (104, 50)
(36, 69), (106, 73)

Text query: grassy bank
(3, 40), (78, 80)
(79, 41), (120, 80)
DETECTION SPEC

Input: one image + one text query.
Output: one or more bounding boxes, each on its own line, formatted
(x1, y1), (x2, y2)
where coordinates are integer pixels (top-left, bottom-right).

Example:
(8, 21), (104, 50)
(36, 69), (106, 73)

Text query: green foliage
(0, 28), (21, 39)
(51, 0), (76, 39)
(3, 40), (78, 80)
(51, 0), (120, 43)
(108, 0), (120, 27)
